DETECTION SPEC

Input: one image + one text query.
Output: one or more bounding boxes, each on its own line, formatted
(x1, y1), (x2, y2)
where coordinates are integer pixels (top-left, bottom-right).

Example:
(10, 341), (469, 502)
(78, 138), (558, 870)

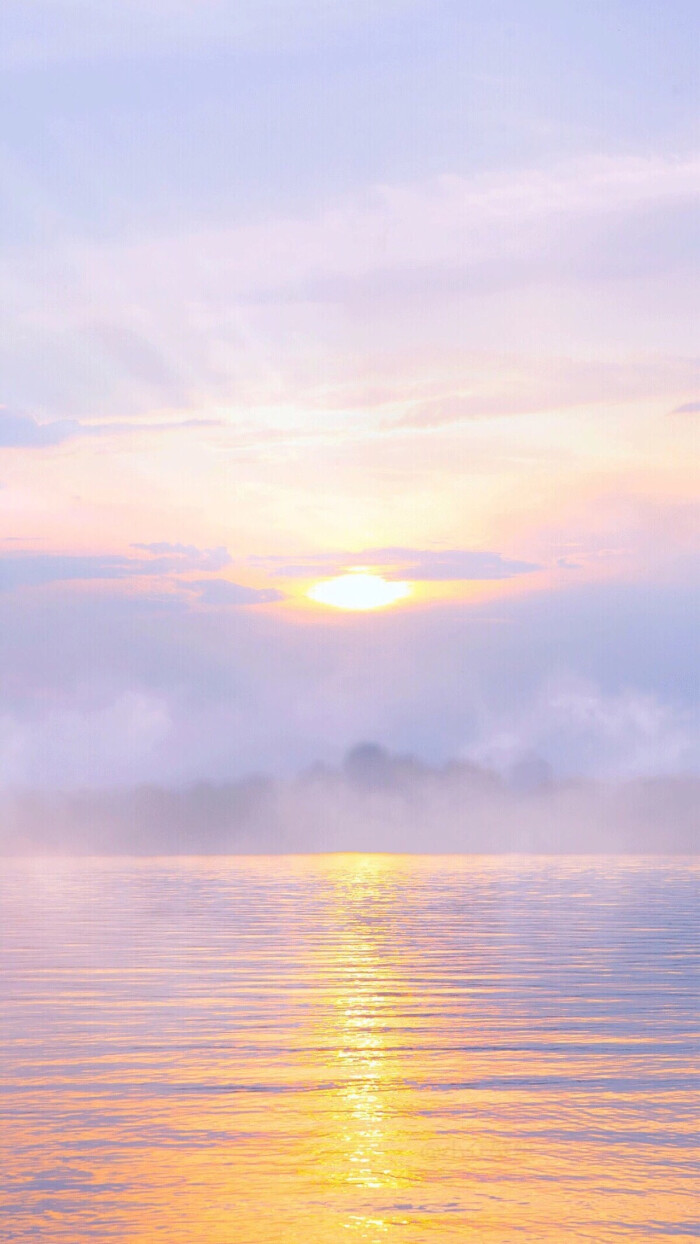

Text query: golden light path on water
(0, 855), (698, 1242)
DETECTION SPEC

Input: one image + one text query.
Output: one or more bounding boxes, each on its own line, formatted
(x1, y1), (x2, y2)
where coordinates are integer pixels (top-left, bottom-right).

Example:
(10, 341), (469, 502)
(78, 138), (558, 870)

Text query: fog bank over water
(2, 746), (697, 855)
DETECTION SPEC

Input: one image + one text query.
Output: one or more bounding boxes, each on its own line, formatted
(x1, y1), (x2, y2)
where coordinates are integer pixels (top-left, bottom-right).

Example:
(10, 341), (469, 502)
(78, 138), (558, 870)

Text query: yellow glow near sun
(307, 572), (411, 611)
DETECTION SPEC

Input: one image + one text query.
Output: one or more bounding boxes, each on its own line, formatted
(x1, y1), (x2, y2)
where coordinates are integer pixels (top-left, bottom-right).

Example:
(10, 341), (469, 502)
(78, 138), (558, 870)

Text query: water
(1, 855), (698, 1243)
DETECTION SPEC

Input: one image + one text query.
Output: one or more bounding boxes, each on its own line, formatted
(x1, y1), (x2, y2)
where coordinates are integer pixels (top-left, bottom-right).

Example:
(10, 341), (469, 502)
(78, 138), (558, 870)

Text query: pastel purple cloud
(252, 548), (539, 581)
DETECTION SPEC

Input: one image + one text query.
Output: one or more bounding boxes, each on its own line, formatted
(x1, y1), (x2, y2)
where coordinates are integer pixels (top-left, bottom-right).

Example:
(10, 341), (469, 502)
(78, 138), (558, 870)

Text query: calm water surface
(1, 855), (698, 1243)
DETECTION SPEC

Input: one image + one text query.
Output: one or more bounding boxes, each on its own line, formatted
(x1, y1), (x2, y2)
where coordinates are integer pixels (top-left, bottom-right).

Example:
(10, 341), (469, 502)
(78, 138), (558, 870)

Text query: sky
(1, 1), (698, 811)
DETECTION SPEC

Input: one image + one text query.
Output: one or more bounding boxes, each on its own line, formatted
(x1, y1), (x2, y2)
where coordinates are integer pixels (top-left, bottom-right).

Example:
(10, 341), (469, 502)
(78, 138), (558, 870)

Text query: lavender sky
(1, 1), (698, 797)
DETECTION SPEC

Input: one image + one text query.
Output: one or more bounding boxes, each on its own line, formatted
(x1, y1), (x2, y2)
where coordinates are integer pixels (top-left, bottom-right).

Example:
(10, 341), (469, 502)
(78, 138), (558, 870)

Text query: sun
(307, 571), (411, 611)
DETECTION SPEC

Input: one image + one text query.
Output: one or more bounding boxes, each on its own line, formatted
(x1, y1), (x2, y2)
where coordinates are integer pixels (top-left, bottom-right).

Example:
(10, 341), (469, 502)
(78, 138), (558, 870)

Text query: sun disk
(307, 572), (411, 611)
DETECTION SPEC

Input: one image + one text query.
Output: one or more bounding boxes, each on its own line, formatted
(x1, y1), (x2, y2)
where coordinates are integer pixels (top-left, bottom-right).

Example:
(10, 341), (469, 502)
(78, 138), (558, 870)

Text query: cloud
(397, 356), (700, 427)
(0, 691), (172, 790)
(184, 579), (285, 606)
(0, 407), (221, 449)
(131, 542), (232, 570)
(0, 573), (696, 790)
(233, 154), (700, 295)
(2, 153), (697, 418)
(270, 198), (698, 312)
(253, 547), (539, 581)
(381, 549), (539, 581)
(0, 409), (83, 448)
(1, 748), (697, 855)
(0, 543), (232, 591)
(523, 495), (700, 579)
(0, 544), (287, 611)
(463, 674), (700, 782)
(670, 400), (700, 414)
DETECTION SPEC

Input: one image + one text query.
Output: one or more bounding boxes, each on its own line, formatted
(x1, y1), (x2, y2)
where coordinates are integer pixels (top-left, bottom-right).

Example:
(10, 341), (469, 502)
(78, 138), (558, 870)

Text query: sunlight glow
(307, 572), (411, 611)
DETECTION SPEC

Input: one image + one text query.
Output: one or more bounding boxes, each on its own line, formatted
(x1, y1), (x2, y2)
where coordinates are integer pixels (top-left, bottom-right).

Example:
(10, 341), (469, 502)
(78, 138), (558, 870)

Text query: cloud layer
(0, 575), (696, 791)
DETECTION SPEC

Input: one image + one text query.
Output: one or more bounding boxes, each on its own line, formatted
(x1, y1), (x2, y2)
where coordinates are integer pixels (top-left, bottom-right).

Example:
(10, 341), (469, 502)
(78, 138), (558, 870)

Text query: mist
(2, 744), (697, 856)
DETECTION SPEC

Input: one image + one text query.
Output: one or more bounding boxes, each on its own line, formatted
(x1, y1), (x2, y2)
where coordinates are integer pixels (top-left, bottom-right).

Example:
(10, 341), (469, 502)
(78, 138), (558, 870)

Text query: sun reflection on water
(0, 855), (698, 1242)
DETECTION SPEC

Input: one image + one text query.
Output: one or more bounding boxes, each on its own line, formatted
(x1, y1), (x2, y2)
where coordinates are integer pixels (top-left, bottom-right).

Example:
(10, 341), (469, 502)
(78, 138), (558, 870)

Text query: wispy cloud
(0, 543), (231, 590)
(0, 543), (288, 612)
(183, 579), (285, 606)
(396, 357), (700, 427)
(670, 400), (700, 414)
(254, 547), (539, 581)
(2, 154), (697, 418)
(0, 407), (220, 449)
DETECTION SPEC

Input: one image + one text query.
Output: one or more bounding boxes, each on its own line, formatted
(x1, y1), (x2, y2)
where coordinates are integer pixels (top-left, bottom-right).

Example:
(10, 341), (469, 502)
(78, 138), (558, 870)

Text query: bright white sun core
(307, 571), (411, 611)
